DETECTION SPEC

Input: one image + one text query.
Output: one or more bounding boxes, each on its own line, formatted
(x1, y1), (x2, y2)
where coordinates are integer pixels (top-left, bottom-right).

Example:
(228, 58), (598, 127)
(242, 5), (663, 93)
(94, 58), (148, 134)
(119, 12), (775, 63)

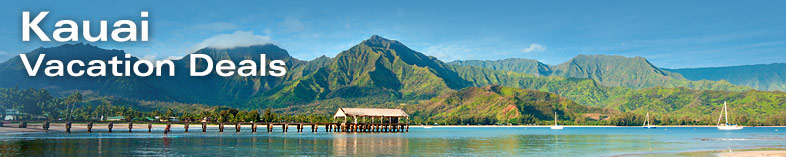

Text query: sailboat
(642, 112), (657, 129)
(551, 112), (564, 130)
(717, 101), (743, 130)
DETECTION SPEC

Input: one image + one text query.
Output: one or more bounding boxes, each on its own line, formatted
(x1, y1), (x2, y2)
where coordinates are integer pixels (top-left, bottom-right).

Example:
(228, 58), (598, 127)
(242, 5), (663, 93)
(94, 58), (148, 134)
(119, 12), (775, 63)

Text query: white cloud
(190, 31), (275, 52)
(164, 56), (181, 61)
(279, 16), (305, 33)
(522, 43), (546, 53)
(139, 54), (157, 61)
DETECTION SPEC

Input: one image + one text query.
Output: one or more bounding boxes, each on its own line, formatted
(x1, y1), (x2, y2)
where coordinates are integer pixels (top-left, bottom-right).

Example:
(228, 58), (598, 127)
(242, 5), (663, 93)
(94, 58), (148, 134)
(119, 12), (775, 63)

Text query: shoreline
(408, 125), (786, 128)
(677, 148), (786, 157)
(2, 122), (784, 133)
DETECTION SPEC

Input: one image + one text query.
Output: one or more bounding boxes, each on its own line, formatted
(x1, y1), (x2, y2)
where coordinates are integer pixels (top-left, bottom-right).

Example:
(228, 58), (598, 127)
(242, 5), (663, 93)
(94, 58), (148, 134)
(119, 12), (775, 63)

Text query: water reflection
(0, 127), (784, 156)
(332, 133), (409, 155)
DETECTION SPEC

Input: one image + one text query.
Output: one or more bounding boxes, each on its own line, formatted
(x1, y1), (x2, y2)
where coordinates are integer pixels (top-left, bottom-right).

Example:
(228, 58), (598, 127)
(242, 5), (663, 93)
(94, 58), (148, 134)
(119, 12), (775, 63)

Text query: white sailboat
(551, 112), (564, 130)
(717, 101), (743, 130)
(643, 112), (657, 129)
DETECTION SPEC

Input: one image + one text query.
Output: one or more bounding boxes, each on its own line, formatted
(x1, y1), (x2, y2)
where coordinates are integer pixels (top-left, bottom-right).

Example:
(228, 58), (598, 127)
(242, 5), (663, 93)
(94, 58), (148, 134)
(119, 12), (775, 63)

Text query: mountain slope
(449, 55), (749, 91)
(448, 58), (552, 76)
(147, 44), (307, 105)
(605, 86), (786, 124)
(666, 63), (786, 92)
(252, 35), (471, 107)
(0, 43), (170, 100)
(0, 43), (313, 105)
(450, 65), (617, 107)
(449, 63), (786, 124)
(407, 85), (613, 125)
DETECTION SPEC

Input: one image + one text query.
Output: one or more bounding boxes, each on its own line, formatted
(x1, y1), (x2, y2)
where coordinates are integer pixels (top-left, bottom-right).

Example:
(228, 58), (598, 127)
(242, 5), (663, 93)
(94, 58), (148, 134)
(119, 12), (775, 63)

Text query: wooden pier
(0, 121), (409, 133)
(0, 108), (411, 134)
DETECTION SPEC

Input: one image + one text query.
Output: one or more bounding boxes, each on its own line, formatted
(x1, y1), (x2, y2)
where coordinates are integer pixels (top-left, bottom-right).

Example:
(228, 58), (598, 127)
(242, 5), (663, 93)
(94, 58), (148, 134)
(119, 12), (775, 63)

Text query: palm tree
(65, 91), (82, 121)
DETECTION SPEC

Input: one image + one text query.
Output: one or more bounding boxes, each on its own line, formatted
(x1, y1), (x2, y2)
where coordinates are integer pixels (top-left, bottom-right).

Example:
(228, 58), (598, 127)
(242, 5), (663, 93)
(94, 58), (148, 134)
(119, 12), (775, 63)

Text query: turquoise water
(1, 127), (784, 156)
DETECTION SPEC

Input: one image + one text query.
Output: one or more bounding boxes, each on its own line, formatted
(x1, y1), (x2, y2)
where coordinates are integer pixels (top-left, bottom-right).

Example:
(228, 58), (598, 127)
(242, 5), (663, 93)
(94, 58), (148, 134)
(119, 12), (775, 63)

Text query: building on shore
(106, 116), (125, 121)
(333, 108), (409, 124)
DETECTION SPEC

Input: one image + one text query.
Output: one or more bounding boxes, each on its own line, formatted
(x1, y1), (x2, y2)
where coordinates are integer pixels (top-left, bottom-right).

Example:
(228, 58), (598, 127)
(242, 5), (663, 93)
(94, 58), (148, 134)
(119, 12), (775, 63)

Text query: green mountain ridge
(665, 63), (786, 92)
(251, 35), (470, 107)
(448, 55), (748, 91)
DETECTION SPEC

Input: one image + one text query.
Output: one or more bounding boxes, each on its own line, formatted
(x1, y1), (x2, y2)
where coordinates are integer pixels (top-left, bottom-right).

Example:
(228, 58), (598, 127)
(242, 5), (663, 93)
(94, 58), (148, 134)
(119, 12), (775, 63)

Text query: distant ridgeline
(1, 35), (784, 125)
(664, 64), (786, 92)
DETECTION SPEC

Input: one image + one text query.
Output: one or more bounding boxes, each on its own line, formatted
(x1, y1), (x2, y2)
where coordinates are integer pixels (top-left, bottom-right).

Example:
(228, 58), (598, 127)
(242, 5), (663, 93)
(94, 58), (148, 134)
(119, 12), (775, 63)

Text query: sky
(2, 0), (785, 68)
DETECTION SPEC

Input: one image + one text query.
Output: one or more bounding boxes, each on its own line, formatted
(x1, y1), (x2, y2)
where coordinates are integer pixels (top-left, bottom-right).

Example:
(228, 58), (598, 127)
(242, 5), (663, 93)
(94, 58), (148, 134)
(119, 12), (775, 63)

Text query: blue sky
(2, 0), (784, 68)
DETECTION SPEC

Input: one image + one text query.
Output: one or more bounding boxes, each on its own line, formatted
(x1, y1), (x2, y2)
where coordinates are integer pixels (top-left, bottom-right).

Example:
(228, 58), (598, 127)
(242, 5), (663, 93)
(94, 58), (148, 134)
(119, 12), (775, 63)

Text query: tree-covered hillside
(449, 55), (749, 91)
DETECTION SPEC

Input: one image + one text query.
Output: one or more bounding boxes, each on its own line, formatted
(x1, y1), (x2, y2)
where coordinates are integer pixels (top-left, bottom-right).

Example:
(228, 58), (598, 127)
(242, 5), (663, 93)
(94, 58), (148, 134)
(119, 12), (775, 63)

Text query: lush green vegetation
(449, 55), (749, 91)
(250, 35), (468, 107)
(605, 87), (786, 125)
(405, 85), (614, 125)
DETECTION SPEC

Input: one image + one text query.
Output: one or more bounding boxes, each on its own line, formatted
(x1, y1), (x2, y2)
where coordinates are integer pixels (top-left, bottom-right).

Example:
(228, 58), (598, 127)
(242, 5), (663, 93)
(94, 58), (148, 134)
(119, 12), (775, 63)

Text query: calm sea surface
(1, 127), (784, 156)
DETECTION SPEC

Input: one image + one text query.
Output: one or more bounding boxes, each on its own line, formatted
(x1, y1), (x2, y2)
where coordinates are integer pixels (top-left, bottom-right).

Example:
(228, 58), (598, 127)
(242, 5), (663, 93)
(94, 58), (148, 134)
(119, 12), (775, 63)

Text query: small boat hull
(643, 126), (657, 129)
(717, 125), (743, 130)
(550, 126), (563, 130)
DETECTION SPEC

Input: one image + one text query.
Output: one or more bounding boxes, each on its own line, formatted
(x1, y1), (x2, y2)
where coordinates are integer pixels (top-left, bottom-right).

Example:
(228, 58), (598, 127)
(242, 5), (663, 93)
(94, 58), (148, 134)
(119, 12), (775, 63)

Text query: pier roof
(333, 108), (408, 118)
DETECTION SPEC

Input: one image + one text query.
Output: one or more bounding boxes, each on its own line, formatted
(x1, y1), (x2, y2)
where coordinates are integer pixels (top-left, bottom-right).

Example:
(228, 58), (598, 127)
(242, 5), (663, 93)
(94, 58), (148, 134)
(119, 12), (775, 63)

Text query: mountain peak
(362, 35), (402, 47)
(368, 35), (387, 41)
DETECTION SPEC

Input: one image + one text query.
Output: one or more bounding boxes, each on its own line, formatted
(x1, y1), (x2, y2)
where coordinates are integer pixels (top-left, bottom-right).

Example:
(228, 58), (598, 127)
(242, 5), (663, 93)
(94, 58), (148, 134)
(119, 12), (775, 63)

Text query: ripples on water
(0, 127), (784, 156)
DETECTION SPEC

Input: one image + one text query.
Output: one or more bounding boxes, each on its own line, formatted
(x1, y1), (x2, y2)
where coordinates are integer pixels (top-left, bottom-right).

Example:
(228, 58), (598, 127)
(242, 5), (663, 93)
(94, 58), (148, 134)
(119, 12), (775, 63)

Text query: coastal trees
(65, 91), (82, 121)
(0, 87), (59, 120)
(262, 108), (276, 122)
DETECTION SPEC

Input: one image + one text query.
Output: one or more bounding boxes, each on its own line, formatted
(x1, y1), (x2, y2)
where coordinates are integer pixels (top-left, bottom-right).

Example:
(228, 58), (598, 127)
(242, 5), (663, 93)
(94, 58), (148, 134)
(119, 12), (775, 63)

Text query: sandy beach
(716, 151), (786, 157)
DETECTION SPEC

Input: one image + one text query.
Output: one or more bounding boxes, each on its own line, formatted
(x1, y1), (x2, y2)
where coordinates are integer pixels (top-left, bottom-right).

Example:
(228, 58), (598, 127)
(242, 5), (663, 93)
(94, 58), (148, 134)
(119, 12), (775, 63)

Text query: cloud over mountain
(190, 31), (275, 52)
(522, 43), (545, 53)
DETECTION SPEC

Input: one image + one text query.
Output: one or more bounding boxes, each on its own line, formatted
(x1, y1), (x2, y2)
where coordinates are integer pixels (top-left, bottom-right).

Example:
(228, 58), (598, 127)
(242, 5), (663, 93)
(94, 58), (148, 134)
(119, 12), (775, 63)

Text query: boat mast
(724, 101), (729, 124)
(554, 112), (558, 126)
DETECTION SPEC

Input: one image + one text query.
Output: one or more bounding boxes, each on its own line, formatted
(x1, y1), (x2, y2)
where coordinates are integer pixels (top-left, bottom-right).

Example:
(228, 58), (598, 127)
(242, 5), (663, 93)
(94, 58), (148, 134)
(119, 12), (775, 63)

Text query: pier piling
(165, 122), (171, 133)
(65, 122), (72, 133)
(87, 122), (93, 133)
(219, 123), (224, 132)
(267, 124), (272, 132)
